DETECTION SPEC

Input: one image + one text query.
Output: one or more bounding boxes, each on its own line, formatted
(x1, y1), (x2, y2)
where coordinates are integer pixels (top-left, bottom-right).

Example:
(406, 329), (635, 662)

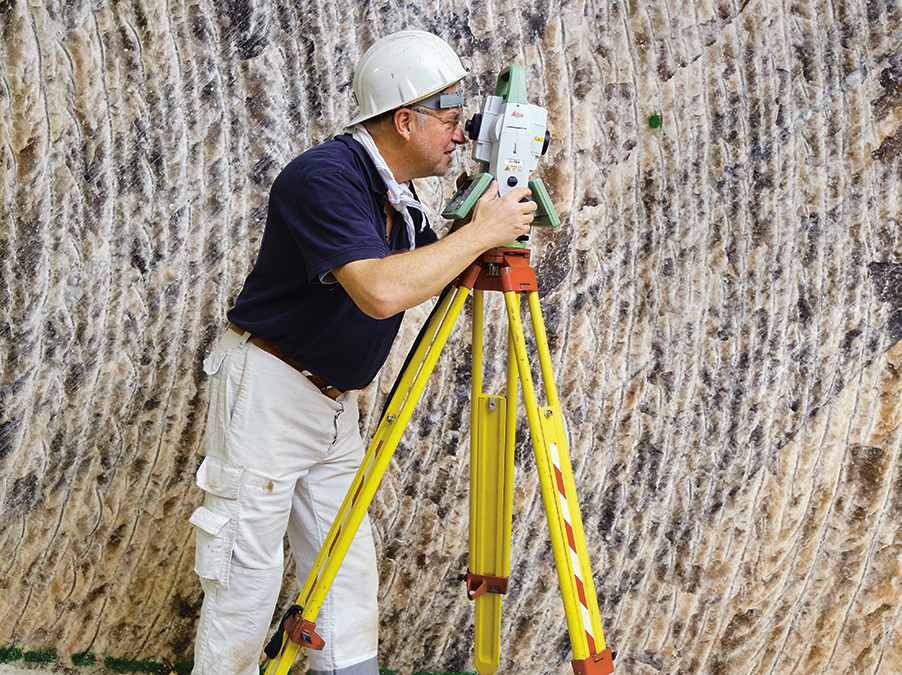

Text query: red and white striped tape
(549, 442), (596, 654)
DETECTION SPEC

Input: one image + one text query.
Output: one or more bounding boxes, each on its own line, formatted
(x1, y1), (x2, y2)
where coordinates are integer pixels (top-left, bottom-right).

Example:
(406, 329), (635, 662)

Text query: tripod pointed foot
(571, 648), (614, 675)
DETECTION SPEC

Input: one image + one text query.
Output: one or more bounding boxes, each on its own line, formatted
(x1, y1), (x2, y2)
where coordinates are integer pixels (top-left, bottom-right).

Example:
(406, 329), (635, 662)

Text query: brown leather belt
(229, 323), (344, 400)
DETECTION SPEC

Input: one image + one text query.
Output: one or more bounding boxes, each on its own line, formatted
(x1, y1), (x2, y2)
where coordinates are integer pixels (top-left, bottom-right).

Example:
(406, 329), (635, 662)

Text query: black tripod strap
(379, 283), (454, 421)
(264, 604), (303, 659)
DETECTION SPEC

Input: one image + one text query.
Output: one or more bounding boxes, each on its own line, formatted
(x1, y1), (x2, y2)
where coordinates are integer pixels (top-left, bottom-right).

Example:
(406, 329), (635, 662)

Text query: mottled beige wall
(1, 0), (900, 673)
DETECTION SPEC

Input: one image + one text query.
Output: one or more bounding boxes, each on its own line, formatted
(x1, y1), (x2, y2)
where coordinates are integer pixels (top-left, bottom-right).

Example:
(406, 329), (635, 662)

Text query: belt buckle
(305, 372), (342, 400)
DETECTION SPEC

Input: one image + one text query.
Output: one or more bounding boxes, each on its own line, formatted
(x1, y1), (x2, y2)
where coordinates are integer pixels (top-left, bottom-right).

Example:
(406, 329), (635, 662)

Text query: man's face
(406, 84), (466, 178)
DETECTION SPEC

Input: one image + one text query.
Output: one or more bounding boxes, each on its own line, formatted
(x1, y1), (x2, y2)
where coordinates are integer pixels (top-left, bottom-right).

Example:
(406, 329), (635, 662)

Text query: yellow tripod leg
(263, 284), (471, 675)
(468, 291), (517, 675)
(503, 292), (613, 675)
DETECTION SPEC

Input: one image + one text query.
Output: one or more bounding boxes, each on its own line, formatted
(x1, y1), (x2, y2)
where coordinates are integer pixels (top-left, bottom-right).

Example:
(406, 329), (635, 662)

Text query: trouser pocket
(190, 455), (244, 589)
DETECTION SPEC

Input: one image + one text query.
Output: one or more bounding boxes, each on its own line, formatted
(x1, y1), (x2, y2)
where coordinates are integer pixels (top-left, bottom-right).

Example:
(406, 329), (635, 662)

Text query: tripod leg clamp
(464, 571), (509, 600)
(571, 649), (615, 675)
(264, 604), (325, 658)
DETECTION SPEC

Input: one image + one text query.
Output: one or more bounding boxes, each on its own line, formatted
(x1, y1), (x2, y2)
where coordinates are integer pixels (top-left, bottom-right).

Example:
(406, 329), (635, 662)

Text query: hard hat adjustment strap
(413, 89), (464, 110)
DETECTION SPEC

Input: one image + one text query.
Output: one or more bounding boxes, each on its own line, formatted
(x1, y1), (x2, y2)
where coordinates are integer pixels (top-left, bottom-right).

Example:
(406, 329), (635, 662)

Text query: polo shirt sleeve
(271, 159), (388, 284)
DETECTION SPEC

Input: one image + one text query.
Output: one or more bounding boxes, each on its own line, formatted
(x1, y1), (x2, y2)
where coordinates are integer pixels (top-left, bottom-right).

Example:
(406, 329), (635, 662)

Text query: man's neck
(364, 126), (412, 184)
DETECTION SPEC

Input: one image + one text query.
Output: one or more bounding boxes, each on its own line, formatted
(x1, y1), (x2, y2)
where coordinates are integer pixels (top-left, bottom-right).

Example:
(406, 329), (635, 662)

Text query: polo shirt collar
(335, 133), (389, 197)
(333, 133), (425, 248)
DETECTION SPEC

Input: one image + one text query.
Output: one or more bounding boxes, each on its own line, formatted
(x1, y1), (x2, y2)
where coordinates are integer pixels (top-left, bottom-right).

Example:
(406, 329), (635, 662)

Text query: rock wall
(1, 0), (900, 673)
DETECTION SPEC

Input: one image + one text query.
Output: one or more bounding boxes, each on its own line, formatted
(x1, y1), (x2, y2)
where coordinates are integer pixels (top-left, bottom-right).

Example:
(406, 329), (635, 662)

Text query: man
(190, 30), (535, 675)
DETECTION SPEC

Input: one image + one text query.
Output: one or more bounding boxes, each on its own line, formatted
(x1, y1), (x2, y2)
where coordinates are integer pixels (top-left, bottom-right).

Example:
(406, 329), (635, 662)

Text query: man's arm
(332, 183), (536, 320)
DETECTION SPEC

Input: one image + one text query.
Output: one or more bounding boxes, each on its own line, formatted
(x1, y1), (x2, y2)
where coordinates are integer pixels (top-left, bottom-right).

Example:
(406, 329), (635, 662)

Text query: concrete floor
(0, 665), (104, 674)
(0, 658), (180, 674)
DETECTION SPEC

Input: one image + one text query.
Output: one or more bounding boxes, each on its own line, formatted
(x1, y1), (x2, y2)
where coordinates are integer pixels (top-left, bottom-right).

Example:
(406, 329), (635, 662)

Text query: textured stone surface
(1, 0), (901, 673)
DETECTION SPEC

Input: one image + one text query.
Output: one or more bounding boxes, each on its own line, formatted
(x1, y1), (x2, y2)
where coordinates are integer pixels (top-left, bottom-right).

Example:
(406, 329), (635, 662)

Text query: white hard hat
(349, 30), (469, 125)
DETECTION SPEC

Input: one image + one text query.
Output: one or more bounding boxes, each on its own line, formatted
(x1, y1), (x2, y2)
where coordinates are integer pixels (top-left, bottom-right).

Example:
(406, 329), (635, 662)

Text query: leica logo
(511, 111), (524, 118)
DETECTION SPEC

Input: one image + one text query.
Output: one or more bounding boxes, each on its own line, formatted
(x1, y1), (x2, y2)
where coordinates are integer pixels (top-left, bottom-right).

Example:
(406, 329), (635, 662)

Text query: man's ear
(393, 108), (416, 141)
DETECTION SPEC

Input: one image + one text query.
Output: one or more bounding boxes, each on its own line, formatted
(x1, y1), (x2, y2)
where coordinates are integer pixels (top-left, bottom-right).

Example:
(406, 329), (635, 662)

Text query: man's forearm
(332, 226), (500, 319)
(333, 184), (536, 319)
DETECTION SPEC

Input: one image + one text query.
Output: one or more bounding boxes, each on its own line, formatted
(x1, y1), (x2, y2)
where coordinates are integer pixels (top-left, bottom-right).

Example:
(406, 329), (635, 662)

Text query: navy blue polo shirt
(228, 134), (438, 391)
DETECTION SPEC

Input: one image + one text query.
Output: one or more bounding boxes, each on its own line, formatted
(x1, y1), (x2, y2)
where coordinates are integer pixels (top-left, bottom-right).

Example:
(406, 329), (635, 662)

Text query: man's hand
(461, 181), (536, 248)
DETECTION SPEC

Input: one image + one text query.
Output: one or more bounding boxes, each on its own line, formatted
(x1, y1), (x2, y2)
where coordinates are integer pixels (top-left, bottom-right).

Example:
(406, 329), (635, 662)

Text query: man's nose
(453, 124), (466, 144)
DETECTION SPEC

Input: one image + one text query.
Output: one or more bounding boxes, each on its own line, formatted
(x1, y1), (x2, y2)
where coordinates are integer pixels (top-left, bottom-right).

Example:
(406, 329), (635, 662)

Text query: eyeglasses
(410, 106), (462, 131)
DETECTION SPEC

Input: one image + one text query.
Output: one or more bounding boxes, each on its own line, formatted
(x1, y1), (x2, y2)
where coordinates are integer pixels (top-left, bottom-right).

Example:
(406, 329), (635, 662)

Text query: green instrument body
(441, 65), (560, 240)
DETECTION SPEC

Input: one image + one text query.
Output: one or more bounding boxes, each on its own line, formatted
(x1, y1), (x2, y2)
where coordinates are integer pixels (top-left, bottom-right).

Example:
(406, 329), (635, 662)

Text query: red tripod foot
(571, 648), (614, 675)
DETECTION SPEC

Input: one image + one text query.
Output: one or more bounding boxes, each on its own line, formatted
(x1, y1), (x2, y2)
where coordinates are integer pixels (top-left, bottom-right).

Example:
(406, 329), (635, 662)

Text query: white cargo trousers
(191, 328), (379, 675)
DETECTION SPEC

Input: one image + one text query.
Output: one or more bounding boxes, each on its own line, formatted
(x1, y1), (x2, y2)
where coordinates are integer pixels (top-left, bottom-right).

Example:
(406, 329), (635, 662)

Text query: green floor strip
(72, 650), (97, 666)
(23, 649), (57, 663)
(0, 647), (23, 663)
(103, 656), (163, 673)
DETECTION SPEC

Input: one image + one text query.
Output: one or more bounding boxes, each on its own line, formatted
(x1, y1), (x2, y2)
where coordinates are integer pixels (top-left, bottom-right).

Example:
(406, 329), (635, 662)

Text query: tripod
(263, 247), (614, 675)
